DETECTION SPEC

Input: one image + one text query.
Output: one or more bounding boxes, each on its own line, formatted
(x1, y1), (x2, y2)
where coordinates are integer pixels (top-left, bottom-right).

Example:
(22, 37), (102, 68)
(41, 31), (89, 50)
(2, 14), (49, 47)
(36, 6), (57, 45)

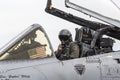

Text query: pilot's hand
(57, 44), (63, 51)
(55, 44), (63, 54)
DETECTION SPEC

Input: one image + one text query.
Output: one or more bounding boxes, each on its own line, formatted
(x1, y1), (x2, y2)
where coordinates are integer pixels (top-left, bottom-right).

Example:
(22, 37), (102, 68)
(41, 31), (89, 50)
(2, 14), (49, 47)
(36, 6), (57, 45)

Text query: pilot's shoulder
(70, 42), (78, 46)
(70, 42), (79, 50)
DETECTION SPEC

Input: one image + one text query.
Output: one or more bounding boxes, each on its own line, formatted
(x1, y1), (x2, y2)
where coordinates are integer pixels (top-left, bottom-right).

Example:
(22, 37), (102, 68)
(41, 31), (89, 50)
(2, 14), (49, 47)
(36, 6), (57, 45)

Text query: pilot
(55, 29), (79, 60)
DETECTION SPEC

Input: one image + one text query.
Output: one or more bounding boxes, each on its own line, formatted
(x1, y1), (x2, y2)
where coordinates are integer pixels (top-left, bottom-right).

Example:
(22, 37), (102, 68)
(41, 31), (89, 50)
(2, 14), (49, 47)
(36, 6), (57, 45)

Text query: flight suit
(56, 42), (79, 60)
(69, 42), (79, 59)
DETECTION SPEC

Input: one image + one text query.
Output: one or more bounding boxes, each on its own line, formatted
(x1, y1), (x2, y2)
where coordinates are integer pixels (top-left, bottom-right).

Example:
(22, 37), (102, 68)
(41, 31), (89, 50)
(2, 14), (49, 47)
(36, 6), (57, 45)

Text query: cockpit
(45, 0), (120, 60)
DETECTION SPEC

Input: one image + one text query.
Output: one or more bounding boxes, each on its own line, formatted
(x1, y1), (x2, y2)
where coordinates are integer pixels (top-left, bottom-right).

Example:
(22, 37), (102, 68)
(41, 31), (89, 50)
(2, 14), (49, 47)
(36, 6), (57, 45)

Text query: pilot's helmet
(59, 29), (72, 42)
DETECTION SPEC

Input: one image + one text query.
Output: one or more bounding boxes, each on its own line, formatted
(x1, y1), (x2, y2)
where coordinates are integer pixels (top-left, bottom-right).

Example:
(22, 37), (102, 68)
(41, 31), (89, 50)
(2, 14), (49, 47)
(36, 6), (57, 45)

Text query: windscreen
(0, 29), (52, 61)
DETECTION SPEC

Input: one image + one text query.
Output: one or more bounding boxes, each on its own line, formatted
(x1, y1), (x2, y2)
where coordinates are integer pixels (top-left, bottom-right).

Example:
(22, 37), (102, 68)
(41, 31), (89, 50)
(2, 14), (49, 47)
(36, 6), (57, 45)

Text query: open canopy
(45, 0), (120, 40)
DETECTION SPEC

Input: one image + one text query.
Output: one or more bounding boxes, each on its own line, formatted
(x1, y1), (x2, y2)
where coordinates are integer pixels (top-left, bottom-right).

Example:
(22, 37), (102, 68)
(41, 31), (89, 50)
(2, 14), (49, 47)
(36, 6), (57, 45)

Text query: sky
(0, 0), (120, 51)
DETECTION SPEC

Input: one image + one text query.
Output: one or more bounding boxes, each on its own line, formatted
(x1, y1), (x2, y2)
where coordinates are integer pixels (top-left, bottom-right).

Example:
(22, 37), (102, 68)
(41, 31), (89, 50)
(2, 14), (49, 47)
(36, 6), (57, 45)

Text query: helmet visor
(59, 35), (69, 41)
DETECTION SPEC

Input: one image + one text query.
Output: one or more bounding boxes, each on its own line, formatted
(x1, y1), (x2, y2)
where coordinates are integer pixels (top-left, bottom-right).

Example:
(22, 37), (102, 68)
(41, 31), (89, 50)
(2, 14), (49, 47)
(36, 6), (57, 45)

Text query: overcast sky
(0, 0), (120, 51)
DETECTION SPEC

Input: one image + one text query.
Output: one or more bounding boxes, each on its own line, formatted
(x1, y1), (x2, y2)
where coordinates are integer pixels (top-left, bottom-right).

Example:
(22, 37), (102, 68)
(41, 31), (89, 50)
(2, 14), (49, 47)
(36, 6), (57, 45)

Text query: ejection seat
(75, 27), (94, 57)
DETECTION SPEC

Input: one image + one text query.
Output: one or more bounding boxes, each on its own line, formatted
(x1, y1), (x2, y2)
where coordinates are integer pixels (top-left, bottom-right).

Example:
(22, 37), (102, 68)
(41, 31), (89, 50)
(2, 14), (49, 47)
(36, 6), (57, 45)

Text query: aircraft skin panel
(100, 56), (120, 80)
(0, 58), (82, 80)
(34, 59), (82, 80)
(84, 51), (120, 80)
(0, 54), (119, 80)
(34, 58), (101, 80)
(1, 67), (47, 80)
(0, 56), (101, 80)
(0, 58), (57, 80)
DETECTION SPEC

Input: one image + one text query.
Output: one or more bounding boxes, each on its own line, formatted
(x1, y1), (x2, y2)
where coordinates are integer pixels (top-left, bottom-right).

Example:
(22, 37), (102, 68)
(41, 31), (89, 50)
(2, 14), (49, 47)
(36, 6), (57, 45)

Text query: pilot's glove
(55, 44), (63, 54)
